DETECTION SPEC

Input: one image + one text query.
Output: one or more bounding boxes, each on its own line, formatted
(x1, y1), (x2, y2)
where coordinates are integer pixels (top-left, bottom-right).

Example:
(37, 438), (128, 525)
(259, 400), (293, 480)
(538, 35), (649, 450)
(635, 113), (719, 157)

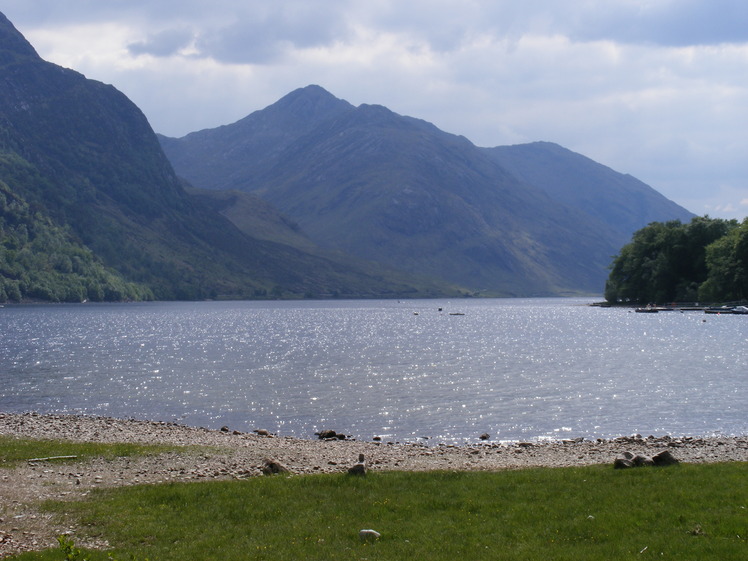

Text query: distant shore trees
(605, 216), (748, 304)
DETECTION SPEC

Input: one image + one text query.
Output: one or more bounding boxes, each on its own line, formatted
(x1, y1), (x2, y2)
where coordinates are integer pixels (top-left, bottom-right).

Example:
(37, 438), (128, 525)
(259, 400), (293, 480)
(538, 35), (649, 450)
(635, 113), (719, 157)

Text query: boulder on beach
(261, 458), (291, 475)
(633, 454), (655, 467)
(614, 450), (680, 469)
(348, 453), (366, 476)
(613, 457), (635, 469)
(652, 450), (679, 466)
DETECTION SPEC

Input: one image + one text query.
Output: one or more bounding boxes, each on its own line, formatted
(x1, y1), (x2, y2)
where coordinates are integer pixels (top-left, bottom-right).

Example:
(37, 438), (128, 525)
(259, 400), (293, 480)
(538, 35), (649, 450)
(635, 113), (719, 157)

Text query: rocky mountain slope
(160, 86), (693, 296)
(484, 141), (694, 249)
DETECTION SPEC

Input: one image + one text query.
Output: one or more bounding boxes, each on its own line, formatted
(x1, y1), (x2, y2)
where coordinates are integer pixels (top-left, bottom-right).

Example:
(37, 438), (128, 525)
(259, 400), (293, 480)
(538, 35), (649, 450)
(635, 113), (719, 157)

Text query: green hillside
(0, 172), (148, 302)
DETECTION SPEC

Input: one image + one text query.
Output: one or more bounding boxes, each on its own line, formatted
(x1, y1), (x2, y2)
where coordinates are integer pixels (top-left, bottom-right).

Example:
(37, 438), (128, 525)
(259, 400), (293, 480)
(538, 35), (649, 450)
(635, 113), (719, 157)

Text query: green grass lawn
(0, 435), (181, 468)
(8, 461), (747, 561)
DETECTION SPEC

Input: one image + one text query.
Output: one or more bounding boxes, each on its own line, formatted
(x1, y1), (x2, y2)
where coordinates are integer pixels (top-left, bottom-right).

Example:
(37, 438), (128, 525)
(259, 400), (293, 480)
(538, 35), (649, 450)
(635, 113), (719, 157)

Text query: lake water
(1, 298), (746, 444)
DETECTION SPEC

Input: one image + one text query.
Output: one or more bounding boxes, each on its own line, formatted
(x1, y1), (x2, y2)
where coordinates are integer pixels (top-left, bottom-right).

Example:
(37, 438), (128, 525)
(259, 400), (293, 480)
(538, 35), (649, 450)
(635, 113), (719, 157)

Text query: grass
(7, 462), (748, 561)
(0, 436), (183, 468)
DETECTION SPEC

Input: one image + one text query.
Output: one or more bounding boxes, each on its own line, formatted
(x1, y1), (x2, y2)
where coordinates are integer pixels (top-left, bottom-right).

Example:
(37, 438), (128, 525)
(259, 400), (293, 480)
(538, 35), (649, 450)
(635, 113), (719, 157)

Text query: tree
(699, 218), (748, 302)
(605, 217), (737, 304)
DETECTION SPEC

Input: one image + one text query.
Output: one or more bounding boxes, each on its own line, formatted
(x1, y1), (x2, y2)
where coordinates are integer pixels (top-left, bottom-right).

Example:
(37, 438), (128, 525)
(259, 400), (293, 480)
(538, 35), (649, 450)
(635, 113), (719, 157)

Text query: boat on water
(635, 304), (665, 313)
(705, 305), (748, 314)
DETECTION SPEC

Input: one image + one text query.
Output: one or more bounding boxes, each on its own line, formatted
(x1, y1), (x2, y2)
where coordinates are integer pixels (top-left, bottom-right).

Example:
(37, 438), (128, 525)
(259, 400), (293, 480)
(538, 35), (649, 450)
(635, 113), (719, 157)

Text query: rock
(359, 529), (380, 541)
(316, 429), (345, 440)
(220, 426), (229, 432)
(652, 450), (679, 466)
(261, 459), (290, 475)
(348, 463), (366, 476)
(348, 453), (366, 476)
(479, 433), (490, 441)
(614, 450), (679, 468)
(633, 455), (655, 467)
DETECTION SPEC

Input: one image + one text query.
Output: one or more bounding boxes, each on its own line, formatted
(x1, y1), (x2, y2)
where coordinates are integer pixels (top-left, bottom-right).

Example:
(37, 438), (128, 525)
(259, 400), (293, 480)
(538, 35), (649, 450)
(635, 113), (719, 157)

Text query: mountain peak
(0, 11), (40, 61)
(268, 84), (353, 120)
(285, 84), (335, 100)
(160, 84), (356, 190)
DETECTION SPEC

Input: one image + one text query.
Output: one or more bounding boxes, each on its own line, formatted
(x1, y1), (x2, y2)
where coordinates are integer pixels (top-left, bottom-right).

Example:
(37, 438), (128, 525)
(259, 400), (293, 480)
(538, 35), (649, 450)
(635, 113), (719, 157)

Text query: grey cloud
(128, 28), (195, 57)
(203, 6), (348, 64)
(7, 0), (748, 51)
(567, 0), (748, 47)
(196, 22), (284, 64)
(3, 0), (145, 26)
(368, 0), (748, 53)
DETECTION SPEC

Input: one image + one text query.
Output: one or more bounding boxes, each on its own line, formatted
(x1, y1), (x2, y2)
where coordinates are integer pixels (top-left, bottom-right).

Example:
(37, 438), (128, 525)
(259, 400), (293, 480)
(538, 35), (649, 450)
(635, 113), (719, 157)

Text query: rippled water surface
(1, 299), (746, 443)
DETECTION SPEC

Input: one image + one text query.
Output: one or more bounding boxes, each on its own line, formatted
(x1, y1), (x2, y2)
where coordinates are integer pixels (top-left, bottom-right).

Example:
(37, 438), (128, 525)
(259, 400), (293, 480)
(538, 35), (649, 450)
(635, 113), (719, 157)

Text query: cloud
(128, 28), (196, 57)
(125, 1), (352, 65)
(560, 0), (748, 47)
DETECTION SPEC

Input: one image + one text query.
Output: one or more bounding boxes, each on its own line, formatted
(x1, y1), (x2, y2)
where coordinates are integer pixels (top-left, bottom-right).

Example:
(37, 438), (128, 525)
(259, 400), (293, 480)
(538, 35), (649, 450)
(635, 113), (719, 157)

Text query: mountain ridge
(160, 85), (694, 296)
(1, 13), (452, 301)
(158, 85), (356, 193)
(484, 141), (694, 248)
(2, 7), (694, 301)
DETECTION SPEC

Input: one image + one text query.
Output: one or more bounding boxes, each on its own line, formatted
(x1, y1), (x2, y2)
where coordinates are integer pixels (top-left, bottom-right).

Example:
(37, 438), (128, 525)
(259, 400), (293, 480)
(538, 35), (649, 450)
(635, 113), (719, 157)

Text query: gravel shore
(2, 412), (747, 557)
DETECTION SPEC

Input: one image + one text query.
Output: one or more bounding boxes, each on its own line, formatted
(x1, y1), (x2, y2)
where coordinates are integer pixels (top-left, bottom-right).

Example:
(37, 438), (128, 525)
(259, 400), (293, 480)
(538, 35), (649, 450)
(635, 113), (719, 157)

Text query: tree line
(605, 216), (748, 304)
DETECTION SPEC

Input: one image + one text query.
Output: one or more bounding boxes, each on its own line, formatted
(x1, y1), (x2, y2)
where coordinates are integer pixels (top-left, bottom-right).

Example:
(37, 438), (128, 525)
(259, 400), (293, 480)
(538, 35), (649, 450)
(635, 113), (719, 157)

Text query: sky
(3, 1), (748, 220)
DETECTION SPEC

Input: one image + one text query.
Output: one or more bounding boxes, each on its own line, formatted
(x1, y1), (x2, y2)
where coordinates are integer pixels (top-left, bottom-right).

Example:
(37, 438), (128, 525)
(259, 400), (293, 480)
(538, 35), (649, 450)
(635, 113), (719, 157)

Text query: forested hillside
(0, 175), (148, 302)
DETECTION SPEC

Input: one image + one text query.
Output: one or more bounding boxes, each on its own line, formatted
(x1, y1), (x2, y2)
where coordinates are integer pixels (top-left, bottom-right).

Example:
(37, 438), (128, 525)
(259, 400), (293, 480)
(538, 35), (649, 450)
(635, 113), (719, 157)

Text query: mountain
(160, 86), (694, 296)
(159, 85), (355, 193)
(0, 13), (448, 301)
(483, 141), (694, 248)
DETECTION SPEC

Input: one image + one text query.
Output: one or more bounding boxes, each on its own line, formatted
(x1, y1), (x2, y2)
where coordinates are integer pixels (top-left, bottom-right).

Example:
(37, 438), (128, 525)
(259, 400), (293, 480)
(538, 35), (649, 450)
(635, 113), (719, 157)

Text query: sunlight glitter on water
(1, 298), (747, 443)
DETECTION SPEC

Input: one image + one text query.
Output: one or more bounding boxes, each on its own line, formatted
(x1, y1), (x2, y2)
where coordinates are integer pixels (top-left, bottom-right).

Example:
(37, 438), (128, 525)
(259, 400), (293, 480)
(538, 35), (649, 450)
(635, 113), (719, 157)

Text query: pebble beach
(2, 412), (747, 557)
